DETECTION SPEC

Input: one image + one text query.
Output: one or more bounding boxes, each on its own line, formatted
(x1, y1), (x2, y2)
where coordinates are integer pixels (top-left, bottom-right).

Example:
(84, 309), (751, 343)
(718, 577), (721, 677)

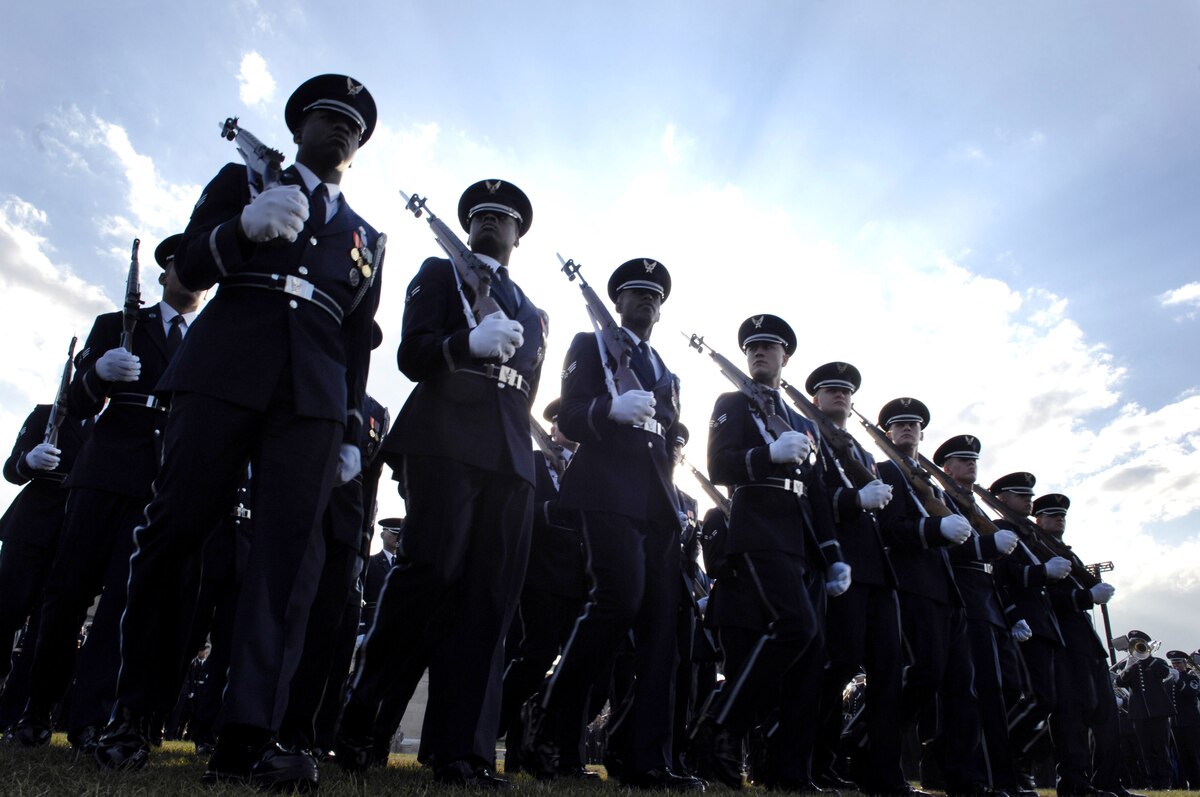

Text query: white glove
(993, 529), (1019, 555)
(239, 184), (309, 243)
(1090, 582), (1116, 604)
(96, 348), (141, 382)
(25, 443), (61, 471)
(468, 311), (524, 362)
(857, 479), (893, 510)
(825, 562), (852, 597)
(1166, 668), (1181, 684)
(1044, 556), (1071, 581)
(769, 431), (811, 464)
(939, 514), (972, 545)
(335, 443), (362, 485)
(609, 390), (656, 425)
(1011, 619), (1033, 643)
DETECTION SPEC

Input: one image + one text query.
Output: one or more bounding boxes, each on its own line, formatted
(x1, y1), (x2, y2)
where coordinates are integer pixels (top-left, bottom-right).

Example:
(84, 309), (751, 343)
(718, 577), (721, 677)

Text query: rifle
(684, 333), (801, 444)
(44, 336), (78, 448)
(530, 418), (567, 479)
(559, 255), (643, 395)
(778, 381), (878, 489)
(399, 190), (504, 325)
(220, 116), (284, 195)
(970, 483), (1102, 588)
(848, 407), (954, 519)
(680, 455), (731, 520)
(119, 239), (142, 353)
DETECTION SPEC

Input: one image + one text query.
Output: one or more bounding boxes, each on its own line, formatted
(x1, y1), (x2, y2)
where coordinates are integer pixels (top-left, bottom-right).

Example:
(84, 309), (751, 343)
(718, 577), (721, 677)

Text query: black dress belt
(458, 364), (531, 397)
(736, 477), (807, 497)
(221, 273), (343, 325)
(108, 393), (167, 412)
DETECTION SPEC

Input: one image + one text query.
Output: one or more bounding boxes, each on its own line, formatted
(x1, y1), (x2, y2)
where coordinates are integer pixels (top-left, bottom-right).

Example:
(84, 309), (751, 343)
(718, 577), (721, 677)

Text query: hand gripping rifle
(400, 191), (504, 325)
(44, 336), (78, 447)
(220, 116), (284, 195)
(680, 455), (731, 521)
(530, 418), (567, 479)
(119, 238), (142, 353)
(684, 333), (797, 442)
(848, 407), (954, 519)
(559, 255), (643, 395)
(778, 381), (879, 489)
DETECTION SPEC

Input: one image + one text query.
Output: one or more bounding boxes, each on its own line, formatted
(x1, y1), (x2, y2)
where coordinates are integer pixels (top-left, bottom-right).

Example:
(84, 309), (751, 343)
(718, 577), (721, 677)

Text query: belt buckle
(781, 478), (804, 496)
(144, 396), (157, 409)
(982, 563), (993, 575)
(496, 365), (522, 389)
(284, 275), (315, 301)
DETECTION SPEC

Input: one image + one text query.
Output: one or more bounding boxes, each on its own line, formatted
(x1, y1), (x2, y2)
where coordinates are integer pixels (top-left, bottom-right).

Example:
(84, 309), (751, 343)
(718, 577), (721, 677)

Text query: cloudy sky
(2, 2), (1197, 650)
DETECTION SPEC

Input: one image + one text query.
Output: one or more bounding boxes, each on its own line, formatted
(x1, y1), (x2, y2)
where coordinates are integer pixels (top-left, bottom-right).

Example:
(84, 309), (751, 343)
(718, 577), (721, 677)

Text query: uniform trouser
(0, 538), (56, 683)
(1174, 723), (1200, 789)
(967, 620), (1019, 790)
(111, 392), (341, 733)
(1008, 636), (1060, 757)
(714, 551), (826, 784)
(498, 585), (582, 754)
(1049, 652), (1122, 795)
(898, 593), (984, 791)
(280, 497), (362, 752)
(312, 579), (361, 752)
(1131, 715), (1172, 788)
(346, 455), (531, 769)
(814, 581), (907, 792)
(541, 510), (680, 775)
(0, 609), (42, 728)
(27, 488), (142, 726)
(671, 589), (697, 772)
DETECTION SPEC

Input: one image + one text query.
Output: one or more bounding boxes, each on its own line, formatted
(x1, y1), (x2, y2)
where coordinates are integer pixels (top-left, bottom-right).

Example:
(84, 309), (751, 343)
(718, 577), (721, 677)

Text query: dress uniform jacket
(359, 550), (393, 633)
(707, 391), (841, 564)
(992, 520), (1064, 645)
(66, 306), (175, 498)
(1047, 571), (1109, 661)
(943, 496), (1010, 630)
(0, 405), (86, 550)
(527, 450), (586, 601)
(165, 163), (381, 442)
(1175, 670), (1200, 727)
(875, 460), (963, 606)
(1116, 657), (1176, 720)
(813, 436), (896, 587)
(384, 257), (545, 484)
(556, 331), (680, 522)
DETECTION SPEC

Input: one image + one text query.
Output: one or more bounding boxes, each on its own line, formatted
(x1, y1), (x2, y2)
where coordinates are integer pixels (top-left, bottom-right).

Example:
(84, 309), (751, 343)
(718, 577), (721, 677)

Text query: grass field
(0, 736), (1186, 797)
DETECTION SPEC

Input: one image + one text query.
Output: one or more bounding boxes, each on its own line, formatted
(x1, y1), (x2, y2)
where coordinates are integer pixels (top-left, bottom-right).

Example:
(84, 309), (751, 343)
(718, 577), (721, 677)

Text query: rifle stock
(849, 407), (953, 519)
(681, 456), (731, 520)
(778, 381), (878, 488)
(120, 238), (141, 353)
(400, 191), (503, 324)
(530, 418), (567, 479)
(44, 336), (78, 448)
(559, 255), (643, 395)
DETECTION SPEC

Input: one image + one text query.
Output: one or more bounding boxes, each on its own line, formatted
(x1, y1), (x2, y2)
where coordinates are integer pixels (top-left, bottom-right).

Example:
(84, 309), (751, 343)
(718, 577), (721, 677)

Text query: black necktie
(166, 316), (184, 358)
(310, 184), (329, 229)
(489, 267), (518, 316)
(632, 340), (657, 389)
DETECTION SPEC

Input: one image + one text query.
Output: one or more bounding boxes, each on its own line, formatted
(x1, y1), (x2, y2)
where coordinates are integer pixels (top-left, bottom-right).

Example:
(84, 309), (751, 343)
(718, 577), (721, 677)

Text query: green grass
(0, 737), (1188, 796)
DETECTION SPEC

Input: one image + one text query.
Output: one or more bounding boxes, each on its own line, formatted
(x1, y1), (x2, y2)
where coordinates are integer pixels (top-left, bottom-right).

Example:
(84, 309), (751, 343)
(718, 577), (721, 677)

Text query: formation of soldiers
(0, 71), (1197, 796)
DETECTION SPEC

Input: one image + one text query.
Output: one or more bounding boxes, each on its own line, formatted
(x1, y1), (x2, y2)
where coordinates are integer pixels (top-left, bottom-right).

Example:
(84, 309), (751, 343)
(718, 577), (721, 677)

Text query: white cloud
(660, 123), (692, 165)
(237, 51), (277, 108)
(1159, 281), (1200, 319)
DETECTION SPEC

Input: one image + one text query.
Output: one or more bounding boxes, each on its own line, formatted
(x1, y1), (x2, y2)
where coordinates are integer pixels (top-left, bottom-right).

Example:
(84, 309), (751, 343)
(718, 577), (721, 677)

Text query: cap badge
(752, 315), (764, 328)
(643, 259), (657, 273)
(900, 398), (912, 407)
(836, 363), (848, 374)
(485, 180), (502, 194)
(1025, 473), (1035, 485)
(965, 435), (975, 446)
(346, 78), (364, 96)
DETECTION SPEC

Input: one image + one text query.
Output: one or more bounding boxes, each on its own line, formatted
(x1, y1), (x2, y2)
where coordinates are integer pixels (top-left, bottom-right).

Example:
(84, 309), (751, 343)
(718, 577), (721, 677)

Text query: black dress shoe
(434, 759), (512, 789)
(93, 709), (151, 771)
(68, 725), (101, 756)
(201, 734), (260, 785)
(558, 764), (602, 780)
(250, 743), (319, 792)
(622, 767), (708, 791)
(13, 710), (53, 748)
